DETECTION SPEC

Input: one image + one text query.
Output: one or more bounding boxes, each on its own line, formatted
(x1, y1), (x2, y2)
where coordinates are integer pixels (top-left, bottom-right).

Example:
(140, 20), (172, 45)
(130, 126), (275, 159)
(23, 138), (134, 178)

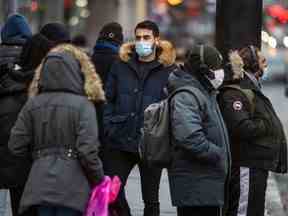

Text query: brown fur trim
(119, 40), (176, 66)
(119, 42), (134, 63)
(229, 51), (244, 80)
(28, 44), (105, 103)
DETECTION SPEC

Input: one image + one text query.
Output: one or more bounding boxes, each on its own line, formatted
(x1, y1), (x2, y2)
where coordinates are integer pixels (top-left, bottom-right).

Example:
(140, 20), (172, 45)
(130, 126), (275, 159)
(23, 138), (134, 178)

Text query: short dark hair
(135, 20), (160, 37)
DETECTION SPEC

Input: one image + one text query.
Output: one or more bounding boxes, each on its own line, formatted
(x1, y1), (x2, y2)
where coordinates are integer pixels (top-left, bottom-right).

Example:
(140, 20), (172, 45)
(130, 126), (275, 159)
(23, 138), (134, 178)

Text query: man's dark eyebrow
(136, 34), (151, 37)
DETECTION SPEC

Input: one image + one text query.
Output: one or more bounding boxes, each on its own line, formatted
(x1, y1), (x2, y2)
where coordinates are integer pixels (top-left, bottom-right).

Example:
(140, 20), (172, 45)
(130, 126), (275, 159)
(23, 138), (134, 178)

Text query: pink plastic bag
(84, 176), (121, 216)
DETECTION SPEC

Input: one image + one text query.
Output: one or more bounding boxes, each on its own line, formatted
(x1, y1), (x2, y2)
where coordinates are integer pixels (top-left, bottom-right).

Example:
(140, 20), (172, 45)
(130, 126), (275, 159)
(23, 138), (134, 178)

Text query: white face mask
(208, 69), (225, 89)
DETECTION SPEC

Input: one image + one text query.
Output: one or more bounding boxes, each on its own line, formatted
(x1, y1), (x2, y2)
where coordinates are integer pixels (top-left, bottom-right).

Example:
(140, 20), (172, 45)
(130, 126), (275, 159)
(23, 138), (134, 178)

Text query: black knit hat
(97, 22), (123, 45)
(40, 23), (71, 45)
(185, 45), (223, 72)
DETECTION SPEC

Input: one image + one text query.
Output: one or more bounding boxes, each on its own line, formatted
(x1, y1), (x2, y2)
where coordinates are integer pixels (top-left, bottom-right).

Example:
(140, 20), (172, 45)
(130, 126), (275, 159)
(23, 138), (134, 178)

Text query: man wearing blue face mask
(103, 20), (177, 216)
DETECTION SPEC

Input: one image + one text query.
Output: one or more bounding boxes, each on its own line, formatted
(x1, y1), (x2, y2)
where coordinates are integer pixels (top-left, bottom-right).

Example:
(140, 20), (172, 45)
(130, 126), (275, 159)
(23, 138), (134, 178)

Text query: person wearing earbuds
(103, 20), (177, 216)
(218, 45), (287, 216)
(167, 44), (230, 216)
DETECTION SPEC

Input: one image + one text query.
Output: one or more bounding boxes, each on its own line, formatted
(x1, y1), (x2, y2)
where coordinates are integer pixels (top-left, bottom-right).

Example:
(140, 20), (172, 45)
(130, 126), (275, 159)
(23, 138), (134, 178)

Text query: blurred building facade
(0, 0), (215, 48)
(1, 0), (288, 54)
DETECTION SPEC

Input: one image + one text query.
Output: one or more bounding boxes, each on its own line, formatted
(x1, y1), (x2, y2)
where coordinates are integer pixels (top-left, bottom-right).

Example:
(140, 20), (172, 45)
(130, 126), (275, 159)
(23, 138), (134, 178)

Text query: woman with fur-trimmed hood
(8, 44), (105, 216)
(103, 20), (177, 216)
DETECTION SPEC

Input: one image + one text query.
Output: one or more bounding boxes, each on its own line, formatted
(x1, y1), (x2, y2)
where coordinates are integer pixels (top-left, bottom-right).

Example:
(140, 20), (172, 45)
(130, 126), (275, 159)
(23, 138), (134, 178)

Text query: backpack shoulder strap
(222, 84), (255, 113)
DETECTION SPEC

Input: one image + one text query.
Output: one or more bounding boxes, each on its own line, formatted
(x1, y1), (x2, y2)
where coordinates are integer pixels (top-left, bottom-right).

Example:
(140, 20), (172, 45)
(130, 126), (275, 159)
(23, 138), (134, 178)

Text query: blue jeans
(37, 206), (81, 216)
(0, 190), (8, 216)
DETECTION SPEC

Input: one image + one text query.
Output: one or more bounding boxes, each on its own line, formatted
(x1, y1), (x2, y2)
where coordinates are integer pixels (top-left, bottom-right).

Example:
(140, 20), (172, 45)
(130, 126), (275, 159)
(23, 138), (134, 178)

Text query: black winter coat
(103, 41), (177, 153)
(92, 41), (120, 86)
(8, 50), (104, 213)
(218, 74), (287, 173)
(92, 41), (120, 144)
(0, 44), (32, 188)
(167, 69), (231, 207)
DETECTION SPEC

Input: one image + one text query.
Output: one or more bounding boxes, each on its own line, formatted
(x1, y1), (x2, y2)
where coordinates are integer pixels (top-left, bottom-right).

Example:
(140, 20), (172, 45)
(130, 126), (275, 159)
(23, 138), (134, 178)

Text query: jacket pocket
(106, 115), (130, 142)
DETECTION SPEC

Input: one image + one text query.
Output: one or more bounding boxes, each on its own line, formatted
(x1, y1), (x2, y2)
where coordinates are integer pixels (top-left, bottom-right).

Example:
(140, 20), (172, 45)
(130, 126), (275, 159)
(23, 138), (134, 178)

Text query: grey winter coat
(8, 45), (104, 213)
(167, 69), (231, 207)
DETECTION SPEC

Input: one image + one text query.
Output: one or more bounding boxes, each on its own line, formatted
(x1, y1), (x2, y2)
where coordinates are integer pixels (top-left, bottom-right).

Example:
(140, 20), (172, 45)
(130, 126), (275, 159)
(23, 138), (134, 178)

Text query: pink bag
(85, 176), (121, 216)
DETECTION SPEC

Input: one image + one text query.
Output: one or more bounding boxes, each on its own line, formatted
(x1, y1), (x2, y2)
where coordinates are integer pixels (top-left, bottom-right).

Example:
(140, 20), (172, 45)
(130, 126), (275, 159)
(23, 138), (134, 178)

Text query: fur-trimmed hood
(119, 40), (176, 66)
(29, 44), (105, 103)
(227, 51), (245, 80)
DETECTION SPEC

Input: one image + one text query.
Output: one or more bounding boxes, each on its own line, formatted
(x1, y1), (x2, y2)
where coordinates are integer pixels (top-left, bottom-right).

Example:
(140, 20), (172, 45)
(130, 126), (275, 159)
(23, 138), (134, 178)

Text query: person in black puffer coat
(9, 44), (105, 216)
(0, 14), (35, 216)
(91, 22), (124, 152)
(218, 46), (287, 216)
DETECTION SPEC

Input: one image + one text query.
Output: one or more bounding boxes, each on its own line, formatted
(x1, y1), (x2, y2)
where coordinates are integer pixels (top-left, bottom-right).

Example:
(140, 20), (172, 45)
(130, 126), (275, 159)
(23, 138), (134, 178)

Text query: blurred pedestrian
(167, 45), (230, 216)
(9, 44), (105, 216)
(91, 22), (124, 159)
(103, 20), (177, 216)
(0, 13), (36, 216)
(92, 22), (124, 86)
(218, 45), (288, 216)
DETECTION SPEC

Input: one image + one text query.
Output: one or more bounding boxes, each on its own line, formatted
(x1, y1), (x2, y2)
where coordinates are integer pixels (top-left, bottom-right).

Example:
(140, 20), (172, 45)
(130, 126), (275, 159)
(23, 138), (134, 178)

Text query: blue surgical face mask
(135, 41), (154, 57)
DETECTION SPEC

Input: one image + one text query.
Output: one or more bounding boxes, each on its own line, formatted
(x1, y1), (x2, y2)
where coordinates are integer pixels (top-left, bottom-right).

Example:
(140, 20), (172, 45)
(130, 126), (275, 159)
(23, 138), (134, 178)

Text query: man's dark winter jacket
(8, 46), (104, 213)
(167, 69), (230, 207)
(218, 74), (287, 173)
(103, 40), (177, 153)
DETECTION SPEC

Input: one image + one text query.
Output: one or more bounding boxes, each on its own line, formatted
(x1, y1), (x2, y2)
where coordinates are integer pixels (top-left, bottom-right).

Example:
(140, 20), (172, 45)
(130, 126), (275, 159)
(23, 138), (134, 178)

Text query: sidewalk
(126, 168), (176, 216)
(1, 169), (285, 216)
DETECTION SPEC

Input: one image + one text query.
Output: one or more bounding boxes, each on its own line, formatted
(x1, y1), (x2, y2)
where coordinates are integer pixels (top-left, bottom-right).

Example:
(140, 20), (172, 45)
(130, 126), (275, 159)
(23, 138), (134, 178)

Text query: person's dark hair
(135, 20), (160, 37)
(238, 45), (260, 73)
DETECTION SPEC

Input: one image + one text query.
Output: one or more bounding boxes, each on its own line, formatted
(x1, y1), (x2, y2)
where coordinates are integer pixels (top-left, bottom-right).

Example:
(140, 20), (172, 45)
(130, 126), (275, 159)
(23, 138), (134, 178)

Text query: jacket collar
(240, 71), (262, 92)
(119, 40), (176, 67)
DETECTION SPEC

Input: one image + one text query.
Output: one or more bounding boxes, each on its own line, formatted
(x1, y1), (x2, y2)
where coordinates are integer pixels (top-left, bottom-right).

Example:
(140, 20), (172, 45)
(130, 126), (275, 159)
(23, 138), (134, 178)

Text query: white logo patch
(233, 101), (243, 111)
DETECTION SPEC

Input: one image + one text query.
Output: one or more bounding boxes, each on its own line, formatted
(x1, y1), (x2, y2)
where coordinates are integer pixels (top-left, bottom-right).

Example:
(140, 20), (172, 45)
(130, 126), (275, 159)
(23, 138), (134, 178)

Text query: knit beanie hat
(1, 14), (32, 44)
(184, 45), (223, 73)
(40, 23), (71, 45)
(97, 22), (123, 45)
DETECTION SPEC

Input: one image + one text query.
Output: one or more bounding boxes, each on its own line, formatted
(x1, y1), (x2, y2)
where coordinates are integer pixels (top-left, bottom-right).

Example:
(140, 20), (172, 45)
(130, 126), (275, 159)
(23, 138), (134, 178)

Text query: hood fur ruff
(229, 50), (245, 80)
(119, 40), (176, 66)
(29, 44), (105, 103)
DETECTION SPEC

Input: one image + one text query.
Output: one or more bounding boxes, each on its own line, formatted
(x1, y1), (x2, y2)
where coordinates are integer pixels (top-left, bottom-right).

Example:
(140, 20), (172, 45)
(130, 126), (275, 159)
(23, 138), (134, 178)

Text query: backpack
(141, 87), (194, 168)
(222, 84), (255, 113)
